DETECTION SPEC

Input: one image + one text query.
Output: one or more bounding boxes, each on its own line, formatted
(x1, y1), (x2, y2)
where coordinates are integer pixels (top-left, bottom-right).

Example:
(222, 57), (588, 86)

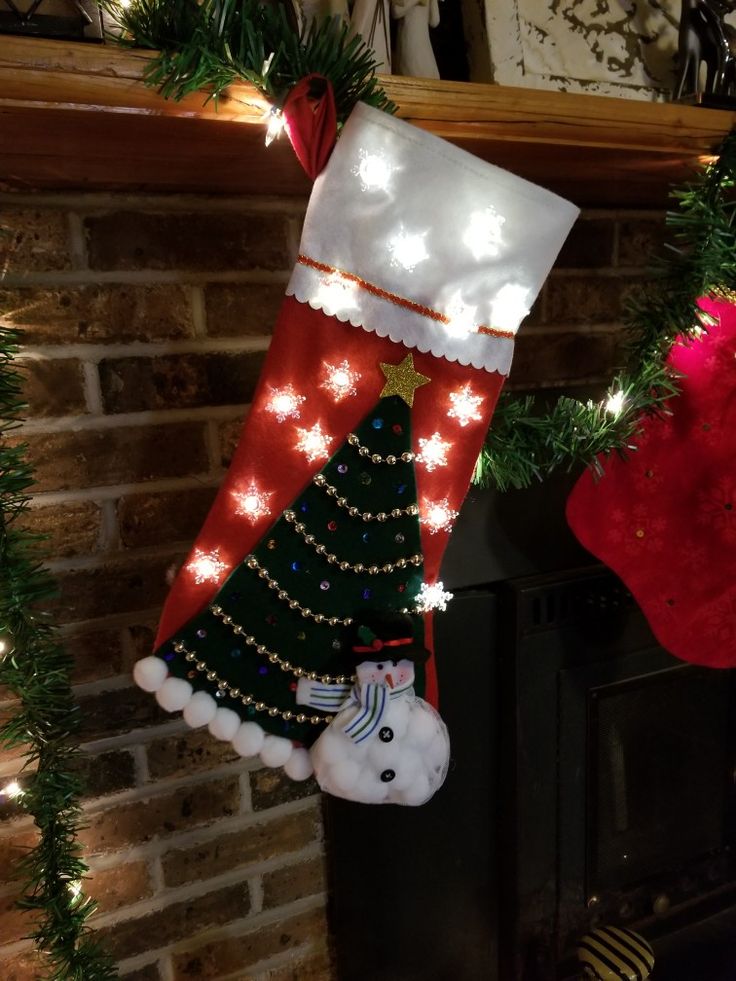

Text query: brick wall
(0, 195), (664, 980)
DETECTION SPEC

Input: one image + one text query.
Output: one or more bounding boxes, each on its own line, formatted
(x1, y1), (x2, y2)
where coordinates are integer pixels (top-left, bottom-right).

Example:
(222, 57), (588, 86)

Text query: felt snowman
(296, 612), (450, 805)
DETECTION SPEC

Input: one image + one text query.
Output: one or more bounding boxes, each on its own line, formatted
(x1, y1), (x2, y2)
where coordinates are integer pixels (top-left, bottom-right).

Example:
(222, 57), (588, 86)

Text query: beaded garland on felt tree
(133, 101), (578, 802)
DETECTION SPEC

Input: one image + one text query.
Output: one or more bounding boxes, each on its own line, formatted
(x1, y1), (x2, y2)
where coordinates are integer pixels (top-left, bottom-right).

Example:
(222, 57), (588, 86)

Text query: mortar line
(20, 336), (271, 362)
(18, 403), (248, 434)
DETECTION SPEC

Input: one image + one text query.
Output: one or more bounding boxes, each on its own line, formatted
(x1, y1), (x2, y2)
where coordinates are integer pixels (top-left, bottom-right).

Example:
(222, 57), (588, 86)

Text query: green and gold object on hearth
(577, 926), (654, 981)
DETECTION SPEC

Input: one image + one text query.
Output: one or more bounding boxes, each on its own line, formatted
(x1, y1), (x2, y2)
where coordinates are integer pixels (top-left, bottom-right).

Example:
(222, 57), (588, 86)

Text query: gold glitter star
(379, 354), (430, 407)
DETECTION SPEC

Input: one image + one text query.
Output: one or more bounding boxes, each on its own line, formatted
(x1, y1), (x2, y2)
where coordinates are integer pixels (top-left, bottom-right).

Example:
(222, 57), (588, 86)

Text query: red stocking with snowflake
(134, 102), (578, 803)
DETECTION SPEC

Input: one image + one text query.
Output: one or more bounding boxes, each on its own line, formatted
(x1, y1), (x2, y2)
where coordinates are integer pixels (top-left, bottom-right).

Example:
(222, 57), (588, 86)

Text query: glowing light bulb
(463, 207), (506, 260)
(296, 423), (333, 462)
(388, 230), (429, 271)
(415, 581), (454, 613)
(354, 151), (393, 192)
(266, 385), (305, 423)
(422, 499), (458, 535)
(232, 483), (272, 523)
(264, 108), (285, 147)
(315, 273), (358, 313)
(417, 432), (451, 471)
(447, 384), (484, 427)
(67, 879), (83, 904)
(188, 548), (226, 586)
(444, 292), (477, 339)
(606, 390), (625, 415)
(490, 283), (530, 331)
(321, 360), (361, 401)
(2, 781), (23, 800)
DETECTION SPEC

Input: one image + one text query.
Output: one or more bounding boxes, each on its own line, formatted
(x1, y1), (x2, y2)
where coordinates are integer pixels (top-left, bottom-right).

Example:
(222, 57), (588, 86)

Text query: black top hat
(343, 611), (430, 668)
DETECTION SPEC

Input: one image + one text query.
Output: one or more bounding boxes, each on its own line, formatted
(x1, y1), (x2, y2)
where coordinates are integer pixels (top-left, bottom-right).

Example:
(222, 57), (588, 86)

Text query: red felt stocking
(567, 297), (736, 668)
(135, 102), (578, 800)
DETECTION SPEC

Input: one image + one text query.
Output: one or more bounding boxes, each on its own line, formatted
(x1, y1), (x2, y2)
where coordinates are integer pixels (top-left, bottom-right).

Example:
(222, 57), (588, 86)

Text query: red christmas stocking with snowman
(133, 102), (578, 803)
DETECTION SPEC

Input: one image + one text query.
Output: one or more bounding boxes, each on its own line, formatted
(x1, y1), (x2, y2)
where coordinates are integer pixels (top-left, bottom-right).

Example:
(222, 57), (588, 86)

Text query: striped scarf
(297, 678), (414, 743)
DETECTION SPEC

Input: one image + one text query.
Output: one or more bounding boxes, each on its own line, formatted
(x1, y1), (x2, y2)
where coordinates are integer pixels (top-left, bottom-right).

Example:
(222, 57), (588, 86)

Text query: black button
(379, 727), (394, 742)
(380, 769), (396, 782)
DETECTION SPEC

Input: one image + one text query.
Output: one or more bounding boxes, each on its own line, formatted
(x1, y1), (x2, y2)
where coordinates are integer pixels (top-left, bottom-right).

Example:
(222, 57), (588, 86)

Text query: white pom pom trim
(259, 734), (294, 769)
(283, 747), (314, 781)
(133, 655), (309, 781)
(133, 656), (169, 693)
(208, 707), (242, 742)
(155, 677), (193, 712)
(182, 690), (218, 728)
(232, 720), (266, 758)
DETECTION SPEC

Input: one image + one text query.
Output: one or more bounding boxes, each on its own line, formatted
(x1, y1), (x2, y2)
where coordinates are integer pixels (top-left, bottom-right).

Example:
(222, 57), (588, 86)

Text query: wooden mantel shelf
(2, 35), (736, 206)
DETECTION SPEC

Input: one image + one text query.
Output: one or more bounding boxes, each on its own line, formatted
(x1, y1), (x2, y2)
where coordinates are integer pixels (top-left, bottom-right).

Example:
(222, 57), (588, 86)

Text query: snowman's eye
(376, 663), (383, 671)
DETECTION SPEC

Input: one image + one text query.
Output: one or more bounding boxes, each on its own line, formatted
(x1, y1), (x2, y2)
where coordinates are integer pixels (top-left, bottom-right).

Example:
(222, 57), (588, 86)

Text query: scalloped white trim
(287, 264), (515, 376)
(131, 658), (314, 780)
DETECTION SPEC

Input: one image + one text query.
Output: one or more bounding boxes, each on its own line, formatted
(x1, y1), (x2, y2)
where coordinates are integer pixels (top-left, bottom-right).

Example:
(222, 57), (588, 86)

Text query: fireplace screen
(589, 667), (732, 894)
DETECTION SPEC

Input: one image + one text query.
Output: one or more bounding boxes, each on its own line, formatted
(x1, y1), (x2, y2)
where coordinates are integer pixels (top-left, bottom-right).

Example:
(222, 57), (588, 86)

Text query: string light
(354, 150), (393, 192)
(67, 879), (83, 905)
(188, 548), (226, 585)
(321, 360), (361, 401)
(422, 498), (458, 535)
(315, 273), (358, 314)
(415, 581), (454, 613)
(2, 780), (23, 801)
(444, 292), (477, 339)
(463, 207), (506, 260)
(264, 107), (285, 147)
(266, 385), (305, 422)
(447, 384), (484, 427)
(606, 390), (625, 415)
(232, 483), (272, 523)
(388, 230), (429, 271)
(490, 283), (530, 330)
(417, 432), (451, 471)
(295, 423), (333, 462)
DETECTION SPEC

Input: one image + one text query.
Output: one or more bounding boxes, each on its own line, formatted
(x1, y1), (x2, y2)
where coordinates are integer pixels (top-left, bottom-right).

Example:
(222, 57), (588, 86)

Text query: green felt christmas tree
(156, 393), (426, 748)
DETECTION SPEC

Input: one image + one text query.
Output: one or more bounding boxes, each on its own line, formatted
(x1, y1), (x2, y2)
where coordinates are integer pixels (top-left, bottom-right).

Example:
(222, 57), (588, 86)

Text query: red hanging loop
(282, 74), (338, 180)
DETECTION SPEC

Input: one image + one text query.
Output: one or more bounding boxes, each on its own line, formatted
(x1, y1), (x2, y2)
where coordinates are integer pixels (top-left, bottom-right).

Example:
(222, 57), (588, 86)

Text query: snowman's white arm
(296, 677), (352, 711)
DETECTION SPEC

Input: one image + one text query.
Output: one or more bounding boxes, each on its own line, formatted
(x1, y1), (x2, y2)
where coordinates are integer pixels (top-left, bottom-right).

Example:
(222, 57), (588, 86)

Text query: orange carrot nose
(385, 673), (394, 689)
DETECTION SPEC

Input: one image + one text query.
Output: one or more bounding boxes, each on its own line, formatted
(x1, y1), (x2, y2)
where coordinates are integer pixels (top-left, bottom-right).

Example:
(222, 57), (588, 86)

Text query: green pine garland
(475, 138), (736, 490)
(100, 0), (395, 118)
(0, 320), (117, 979)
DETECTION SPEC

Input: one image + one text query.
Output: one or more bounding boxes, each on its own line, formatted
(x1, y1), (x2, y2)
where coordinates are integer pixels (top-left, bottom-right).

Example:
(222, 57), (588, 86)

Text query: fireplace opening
(589, 667), (731, 896)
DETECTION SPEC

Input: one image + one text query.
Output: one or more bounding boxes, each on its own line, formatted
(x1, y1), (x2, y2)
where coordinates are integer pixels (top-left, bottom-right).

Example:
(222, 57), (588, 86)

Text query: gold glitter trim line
(283, 510), (422, 573)
(312, 472), (419, 523)
(172, 640), (332, 725)
(296, 254), (515, 340)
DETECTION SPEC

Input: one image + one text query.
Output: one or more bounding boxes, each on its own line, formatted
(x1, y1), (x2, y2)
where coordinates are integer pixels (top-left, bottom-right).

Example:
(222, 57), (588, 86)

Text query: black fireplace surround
(326, 473), (736, 981)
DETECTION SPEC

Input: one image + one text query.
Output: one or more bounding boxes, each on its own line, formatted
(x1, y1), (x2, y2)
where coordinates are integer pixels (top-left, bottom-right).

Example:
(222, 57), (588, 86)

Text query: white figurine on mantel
(349, 0), (392, 72)
(391, 0), (441, 80)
